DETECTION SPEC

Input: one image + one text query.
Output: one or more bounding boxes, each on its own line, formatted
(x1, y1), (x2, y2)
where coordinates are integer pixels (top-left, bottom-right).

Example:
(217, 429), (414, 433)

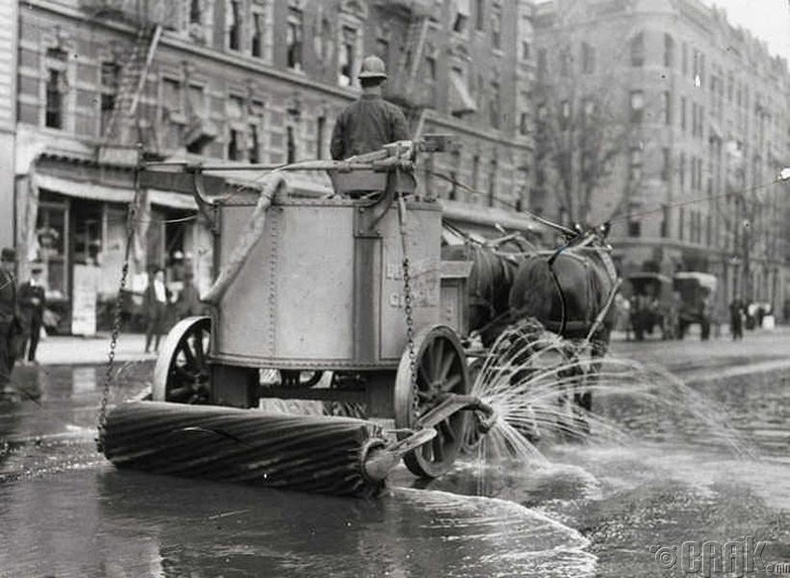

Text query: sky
(703, 0), (790, 61)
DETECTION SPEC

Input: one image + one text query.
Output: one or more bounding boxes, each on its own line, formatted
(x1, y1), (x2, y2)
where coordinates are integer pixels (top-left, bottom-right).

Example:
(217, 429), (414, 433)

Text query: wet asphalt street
(0, 328), (789, 577)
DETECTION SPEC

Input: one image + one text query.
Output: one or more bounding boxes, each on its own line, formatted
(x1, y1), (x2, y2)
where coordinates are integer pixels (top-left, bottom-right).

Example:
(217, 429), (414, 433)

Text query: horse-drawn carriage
(673, 271), (717, 339)
(625, 272), (675, 340)
(102, 139), (621, 489)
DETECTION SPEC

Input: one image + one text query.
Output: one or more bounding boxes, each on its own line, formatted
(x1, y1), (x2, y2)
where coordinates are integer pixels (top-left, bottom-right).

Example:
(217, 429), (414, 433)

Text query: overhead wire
(430, 167), (789, 233)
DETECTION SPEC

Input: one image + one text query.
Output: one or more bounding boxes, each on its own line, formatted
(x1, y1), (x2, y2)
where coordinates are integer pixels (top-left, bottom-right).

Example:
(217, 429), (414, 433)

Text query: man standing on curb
(18, 262), (46, 365)
(0, 248), (20, 398)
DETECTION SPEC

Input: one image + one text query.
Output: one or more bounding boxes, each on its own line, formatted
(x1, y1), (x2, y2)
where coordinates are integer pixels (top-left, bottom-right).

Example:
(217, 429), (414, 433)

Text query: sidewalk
(609, 323), (790, 375)
(609, 321), (790, 342)
(34, 332), (158, 366)
(32, 324), (790, 368)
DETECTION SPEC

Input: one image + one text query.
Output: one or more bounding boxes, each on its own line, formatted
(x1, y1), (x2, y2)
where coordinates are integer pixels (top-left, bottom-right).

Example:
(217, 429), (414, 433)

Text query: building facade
(9, 0), (535, 332)
(533, 0), (790, 319)
(0, 0), (18, 249)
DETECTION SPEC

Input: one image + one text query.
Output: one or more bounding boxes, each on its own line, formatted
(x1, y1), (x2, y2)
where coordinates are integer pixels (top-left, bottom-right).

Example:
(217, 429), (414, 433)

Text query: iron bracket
(415, 393), (497, 435)
(189, 166), (220, 235)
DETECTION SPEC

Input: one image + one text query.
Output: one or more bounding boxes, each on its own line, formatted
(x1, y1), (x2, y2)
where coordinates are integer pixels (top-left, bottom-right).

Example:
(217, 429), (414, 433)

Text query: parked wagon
(625, 272), (675, 340)
(673, 271), (717, 340)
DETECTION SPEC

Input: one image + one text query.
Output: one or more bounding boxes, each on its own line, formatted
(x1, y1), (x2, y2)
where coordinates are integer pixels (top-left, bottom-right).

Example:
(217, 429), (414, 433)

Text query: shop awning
(33, 173), (134, 204)
(33, 173), (198, 210)
(449, 70), (477, 116)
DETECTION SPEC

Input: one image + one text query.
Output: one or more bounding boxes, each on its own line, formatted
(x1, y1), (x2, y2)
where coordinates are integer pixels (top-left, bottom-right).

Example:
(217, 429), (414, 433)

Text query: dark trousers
(145, 303), (166, 352)
(26, 316), (42, 361)
(0, 321), (11, 388)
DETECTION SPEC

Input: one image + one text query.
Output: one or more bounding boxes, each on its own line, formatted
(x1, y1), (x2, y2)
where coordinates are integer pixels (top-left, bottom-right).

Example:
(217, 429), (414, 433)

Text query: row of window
(627, 88), (776, 148)
(628, 202), (758, 251)
(37, 57), (325, 163)
(187, 0), (512, 87)
(538, 30), (779, 107)
(171, 1), (362, 88)
(539, 89), (732, 140)
(628, 205), (720, 246)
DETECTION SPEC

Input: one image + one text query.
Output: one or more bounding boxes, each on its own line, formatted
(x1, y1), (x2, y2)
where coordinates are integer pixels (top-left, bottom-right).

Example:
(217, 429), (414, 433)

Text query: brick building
(532, 0), (790, 319)
(6, 0), (535, 332)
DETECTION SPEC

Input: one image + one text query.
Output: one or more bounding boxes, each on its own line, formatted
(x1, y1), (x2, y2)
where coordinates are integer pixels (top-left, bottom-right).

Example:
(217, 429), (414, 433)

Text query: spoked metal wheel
(395, 325), (470, 478)
(152, 316), (212, 403)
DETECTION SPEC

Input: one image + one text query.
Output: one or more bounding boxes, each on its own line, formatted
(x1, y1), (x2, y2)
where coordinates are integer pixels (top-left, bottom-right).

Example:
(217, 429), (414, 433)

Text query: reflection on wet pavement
(0, 361), (789, 577)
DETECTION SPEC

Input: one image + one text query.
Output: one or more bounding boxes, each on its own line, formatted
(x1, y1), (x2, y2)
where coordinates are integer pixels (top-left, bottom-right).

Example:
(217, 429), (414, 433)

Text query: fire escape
(374, 0), (434, 133)
(82, 0), (163, 164)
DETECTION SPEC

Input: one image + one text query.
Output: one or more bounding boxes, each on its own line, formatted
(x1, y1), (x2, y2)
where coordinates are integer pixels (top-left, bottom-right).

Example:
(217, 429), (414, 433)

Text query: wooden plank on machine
(138, 170), (225, 194)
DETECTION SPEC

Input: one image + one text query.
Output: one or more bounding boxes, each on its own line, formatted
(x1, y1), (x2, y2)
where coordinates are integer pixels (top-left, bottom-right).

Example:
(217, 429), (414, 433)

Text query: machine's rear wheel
(152, 316), (211, 403)
(395, 325), (470, 478)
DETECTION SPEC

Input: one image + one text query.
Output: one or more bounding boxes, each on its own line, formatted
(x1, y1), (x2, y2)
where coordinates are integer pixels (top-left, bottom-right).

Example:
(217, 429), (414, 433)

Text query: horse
(442, 224), (620, 415)
(441, 241), (519, 347)
(507, 231), (620, 413)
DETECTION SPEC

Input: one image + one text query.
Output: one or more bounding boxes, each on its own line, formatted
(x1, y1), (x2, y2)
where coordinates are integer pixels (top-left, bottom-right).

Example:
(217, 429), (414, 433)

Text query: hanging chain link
(397, 189), (419, 418)
(96, 147), (144, 452)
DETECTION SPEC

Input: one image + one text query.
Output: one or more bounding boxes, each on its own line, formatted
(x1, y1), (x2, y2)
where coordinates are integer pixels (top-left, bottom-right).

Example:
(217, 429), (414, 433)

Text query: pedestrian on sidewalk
(144, 267), (170, 353)
(729, 298), (744, 341)
(18, 261), (46, 364)
(176, 269), (203, 319)
(0, 248), (23, 395)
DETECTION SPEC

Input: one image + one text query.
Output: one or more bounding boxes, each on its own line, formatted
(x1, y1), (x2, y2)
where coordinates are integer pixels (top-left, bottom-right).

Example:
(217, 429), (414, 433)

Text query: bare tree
(533, 2), (654, 227)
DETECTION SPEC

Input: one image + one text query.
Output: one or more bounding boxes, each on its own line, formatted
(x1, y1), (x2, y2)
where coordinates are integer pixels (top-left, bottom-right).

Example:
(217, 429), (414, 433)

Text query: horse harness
(542, 244), (616, 339)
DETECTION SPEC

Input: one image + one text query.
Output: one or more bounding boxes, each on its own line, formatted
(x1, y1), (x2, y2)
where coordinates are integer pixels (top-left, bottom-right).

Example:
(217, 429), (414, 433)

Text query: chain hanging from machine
(396, 170), (419, 417)
(96, 144), (146, 451)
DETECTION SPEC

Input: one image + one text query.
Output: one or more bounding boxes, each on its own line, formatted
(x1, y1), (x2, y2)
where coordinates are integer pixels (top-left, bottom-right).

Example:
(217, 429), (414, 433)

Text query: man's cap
(358, 55), (388, 80)
(1, 247), (16, 263)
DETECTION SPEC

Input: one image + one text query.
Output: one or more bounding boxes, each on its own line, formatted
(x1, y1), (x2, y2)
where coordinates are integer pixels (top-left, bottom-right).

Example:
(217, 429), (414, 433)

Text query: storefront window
(72, 200), (103, 266)
(36, 194), (69, 301)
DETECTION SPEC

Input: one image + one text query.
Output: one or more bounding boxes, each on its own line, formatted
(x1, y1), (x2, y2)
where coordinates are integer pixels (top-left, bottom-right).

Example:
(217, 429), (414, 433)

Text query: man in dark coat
(0, 248), (20, 395)
(18, 262), (46, 364)
(330, 55), (410, 161)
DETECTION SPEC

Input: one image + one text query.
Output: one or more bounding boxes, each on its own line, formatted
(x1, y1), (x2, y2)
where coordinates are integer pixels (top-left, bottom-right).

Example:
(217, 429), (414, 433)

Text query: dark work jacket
(177, 282), (202, 318)
(0, 269), (17, 324)
(18, 281), (46, 326)
(330, 94), (410, 160)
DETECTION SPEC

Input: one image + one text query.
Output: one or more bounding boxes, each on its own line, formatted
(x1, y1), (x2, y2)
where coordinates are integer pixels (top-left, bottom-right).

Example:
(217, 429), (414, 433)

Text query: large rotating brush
(99, 401), (436, 498)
